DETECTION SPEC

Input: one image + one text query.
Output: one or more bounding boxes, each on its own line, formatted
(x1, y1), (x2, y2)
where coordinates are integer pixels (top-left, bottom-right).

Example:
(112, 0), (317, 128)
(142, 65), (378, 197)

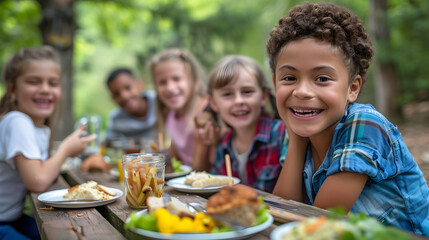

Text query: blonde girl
(148, 48), (206, 166)
(0, 46), (94, 239)
(197, 55), (286, 193)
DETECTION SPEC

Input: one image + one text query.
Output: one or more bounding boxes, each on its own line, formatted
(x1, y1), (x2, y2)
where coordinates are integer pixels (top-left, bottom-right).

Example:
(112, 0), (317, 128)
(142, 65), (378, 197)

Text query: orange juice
(118, 159), (124, 183)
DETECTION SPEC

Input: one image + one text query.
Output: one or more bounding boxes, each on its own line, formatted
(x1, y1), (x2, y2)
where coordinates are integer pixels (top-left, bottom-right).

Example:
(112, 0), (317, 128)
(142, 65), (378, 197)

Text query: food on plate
(147, 196), (194, 217)
(171, 157), (184, 173)
(123, 158), (164, 208)
(64, 180), (117, 200)
(281, 212), (412, 240)
(194, 111), (216, 128)
(184, 171), (230, 188)
(124, 188), (270, 234)
(125, 197), (215, 234)
(206, 184), (264, 227)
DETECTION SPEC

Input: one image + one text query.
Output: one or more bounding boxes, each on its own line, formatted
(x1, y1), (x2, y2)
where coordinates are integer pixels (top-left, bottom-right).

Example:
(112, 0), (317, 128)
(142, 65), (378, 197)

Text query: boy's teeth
(293, 108), (320, 117)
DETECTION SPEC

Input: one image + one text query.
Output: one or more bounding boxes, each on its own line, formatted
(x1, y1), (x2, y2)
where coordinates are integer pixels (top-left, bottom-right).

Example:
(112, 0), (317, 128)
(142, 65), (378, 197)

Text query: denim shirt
(302, 103), (429, 236)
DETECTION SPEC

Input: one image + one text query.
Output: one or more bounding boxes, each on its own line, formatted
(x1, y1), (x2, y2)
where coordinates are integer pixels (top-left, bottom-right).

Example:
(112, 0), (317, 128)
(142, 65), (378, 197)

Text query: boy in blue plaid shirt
(267, 2), (429, 236)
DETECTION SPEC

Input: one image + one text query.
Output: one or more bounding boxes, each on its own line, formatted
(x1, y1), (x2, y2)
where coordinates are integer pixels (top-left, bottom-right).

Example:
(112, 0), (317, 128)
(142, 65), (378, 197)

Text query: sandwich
(194, 111), (216, 129)
(206, 184), (261, 227)
(64, 180), (117, 200)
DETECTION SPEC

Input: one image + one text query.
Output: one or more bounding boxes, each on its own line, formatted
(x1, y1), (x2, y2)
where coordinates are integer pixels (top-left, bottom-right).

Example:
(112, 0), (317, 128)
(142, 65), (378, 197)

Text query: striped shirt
(302, 103), (429, 235)
(211, 116), (286, 193)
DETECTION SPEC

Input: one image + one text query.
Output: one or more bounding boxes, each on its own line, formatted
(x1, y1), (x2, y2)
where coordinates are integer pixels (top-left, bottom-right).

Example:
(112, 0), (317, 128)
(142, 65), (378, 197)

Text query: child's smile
(274, 38), (360, 138)
(108, 73), (144, 116)
(211, 68), (267, 131)
(153, 60), (192, 115)
(14, 60), (61, 127)
(289, 106), (323, 120)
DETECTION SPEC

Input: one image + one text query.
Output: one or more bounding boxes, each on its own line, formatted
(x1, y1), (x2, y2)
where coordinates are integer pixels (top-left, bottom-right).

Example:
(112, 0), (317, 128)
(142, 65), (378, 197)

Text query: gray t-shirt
(105, 90), (157, 143)
(0, 111), (50, 221)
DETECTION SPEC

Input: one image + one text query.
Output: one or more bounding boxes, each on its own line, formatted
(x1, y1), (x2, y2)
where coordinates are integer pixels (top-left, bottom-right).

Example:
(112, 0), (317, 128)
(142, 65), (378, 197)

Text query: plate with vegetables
(271, 211), (413, 240)
(165, 158), (192, 180)
(125, 186), (273, 240)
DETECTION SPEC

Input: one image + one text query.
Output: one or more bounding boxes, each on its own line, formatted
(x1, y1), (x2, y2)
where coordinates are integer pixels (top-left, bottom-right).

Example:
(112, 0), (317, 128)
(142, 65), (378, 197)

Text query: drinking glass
(75, 115), (102, 155)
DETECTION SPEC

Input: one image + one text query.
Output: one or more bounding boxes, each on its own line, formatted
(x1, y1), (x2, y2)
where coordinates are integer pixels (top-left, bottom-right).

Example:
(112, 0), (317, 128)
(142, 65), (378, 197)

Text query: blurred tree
(38, 0), (76, 140)
(370, 0), (401, 121)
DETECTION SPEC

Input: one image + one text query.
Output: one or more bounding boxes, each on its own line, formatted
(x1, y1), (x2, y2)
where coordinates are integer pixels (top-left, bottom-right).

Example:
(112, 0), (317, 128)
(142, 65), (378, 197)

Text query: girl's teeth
(234, 111), (247, 116)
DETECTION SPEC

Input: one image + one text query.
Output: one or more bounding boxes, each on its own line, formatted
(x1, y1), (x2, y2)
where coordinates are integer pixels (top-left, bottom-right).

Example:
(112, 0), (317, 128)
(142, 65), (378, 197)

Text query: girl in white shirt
(0, 46), (94, 239)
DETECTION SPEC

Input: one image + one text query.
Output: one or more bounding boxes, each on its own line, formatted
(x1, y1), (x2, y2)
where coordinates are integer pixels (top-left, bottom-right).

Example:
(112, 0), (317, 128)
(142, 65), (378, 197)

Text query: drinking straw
(225, 154), (233, 186)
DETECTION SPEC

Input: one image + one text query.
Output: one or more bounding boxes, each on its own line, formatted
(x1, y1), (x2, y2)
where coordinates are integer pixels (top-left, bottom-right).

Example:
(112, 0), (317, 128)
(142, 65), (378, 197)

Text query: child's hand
(58, 125), (96, 157)
(80, 154), (113, 172)
(286, 125), (309, 146)
(196, 121), (220, 146)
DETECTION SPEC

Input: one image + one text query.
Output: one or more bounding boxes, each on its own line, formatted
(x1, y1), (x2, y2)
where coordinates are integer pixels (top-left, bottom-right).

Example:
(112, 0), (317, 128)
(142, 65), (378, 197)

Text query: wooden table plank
(29, 175), (126, 240)
(62, 169), (429, 240)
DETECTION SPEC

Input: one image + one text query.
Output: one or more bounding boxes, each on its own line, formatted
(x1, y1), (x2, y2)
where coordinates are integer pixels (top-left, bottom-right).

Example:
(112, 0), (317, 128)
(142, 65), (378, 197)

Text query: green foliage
(1, 0), (429, 124)
(0, 0), (41, 78)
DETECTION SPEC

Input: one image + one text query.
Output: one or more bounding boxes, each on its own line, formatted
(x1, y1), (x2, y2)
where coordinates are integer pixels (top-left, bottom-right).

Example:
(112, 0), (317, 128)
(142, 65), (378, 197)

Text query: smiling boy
(105, 68), (157, 145)
(267, 2), (429, 235)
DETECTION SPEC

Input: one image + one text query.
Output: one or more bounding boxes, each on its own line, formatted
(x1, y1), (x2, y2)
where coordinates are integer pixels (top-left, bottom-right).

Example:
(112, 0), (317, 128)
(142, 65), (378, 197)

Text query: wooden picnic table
(29, 169), (428, 240)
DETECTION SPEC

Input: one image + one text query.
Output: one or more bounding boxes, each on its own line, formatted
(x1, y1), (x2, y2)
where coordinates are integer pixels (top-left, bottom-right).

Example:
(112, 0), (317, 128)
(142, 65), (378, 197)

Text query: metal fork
(188, 202), (247, 231)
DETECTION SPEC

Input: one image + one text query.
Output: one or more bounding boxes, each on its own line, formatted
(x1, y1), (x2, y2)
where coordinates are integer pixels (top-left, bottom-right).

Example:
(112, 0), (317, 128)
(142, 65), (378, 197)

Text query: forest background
(1, 0), (429, 141)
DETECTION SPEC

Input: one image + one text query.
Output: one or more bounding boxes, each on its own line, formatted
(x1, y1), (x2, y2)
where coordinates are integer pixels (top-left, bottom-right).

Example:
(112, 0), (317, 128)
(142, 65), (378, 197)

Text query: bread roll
(206, 184), (260, 227)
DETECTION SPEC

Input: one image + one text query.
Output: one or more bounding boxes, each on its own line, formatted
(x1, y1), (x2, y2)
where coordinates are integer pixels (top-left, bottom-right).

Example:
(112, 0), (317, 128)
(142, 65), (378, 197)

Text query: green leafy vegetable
(211, 226), (233, 233)
(252, 195), (268, 226)
(124, 211), (158, 232)
(171, 157), (184, 173)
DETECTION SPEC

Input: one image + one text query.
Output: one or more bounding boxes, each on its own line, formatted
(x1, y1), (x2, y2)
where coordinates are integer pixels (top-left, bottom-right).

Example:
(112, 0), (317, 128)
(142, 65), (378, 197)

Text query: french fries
(124, 157), (164, 208)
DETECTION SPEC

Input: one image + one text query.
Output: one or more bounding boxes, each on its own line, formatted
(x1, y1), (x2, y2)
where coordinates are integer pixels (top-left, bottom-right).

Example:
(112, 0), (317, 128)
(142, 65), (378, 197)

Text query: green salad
(283, 208), (412, 240)
(171, 157), (184, 173)
(125, 196), (268, 234)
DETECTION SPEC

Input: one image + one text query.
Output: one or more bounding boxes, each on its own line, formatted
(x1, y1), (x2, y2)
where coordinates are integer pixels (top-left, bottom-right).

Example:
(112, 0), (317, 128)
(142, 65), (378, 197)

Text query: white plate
(165, 165), (192, 180)
(166, 176), (240, 193)
(37, 187), (123, 208)
(127, 210), (273, 240)
(270, 222), (298, 240)
(110, 168), (120, 177)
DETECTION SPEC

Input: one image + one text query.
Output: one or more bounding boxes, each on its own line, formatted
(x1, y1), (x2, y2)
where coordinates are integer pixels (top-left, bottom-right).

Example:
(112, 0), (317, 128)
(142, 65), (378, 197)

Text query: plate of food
(125, 184), (273, 240)
(165, 165), (192, 180)
(166, 171), (240, 193)
(38, 181), (123, 208)
(271, 212), (413, 240)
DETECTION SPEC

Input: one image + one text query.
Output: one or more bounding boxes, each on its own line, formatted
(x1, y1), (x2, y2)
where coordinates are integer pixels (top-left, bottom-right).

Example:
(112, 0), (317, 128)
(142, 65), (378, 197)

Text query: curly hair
(266, 2), (374, 87)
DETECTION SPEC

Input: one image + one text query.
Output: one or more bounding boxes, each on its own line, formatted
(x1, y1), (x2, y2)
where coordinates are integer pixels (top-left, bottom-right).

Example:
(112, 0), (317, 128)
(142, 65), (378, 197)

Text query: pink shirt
(165, 111), (194, 166)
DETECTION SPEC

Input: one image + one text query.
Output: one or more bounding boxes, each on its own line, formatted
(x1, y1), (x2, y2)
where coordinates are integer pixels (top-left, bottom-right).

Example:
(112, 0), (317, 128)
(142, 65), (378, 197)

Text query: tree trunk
(37, 0), (76, 140)
(369, 0), (402, 123)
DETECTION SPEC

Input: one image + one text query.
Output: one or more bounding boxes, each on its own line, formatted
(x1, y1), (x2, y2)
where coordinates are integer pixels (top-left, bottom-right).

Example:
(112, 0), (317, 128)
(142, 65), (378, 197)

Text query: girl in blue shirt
(267, 2), (429, 236)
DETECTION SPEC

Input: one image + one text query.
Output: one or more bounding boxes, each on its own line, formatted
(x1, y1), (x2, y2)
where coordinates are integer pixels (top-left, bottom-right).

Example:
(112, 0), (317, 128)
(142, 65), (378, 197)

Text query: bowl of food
(271, 212), (413, 240)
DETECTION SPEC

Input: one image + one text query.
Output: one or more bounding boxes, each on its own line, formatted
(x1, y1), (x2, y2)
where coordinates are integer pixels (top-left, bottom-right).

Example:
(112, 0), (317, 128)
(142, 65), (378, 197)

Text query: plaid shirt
(303, 103), (429, 235)
(211, 116), (286, 193)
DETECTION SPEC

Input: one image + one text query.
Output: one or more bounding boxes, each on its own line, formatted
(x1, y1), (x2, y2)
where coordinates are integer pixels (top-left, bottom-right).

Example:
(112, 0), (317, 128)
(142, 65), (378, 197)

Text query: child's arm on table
(314, 171), (367, 212)
(15, 125), (95, 192)
(273, 128), (309, 202)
